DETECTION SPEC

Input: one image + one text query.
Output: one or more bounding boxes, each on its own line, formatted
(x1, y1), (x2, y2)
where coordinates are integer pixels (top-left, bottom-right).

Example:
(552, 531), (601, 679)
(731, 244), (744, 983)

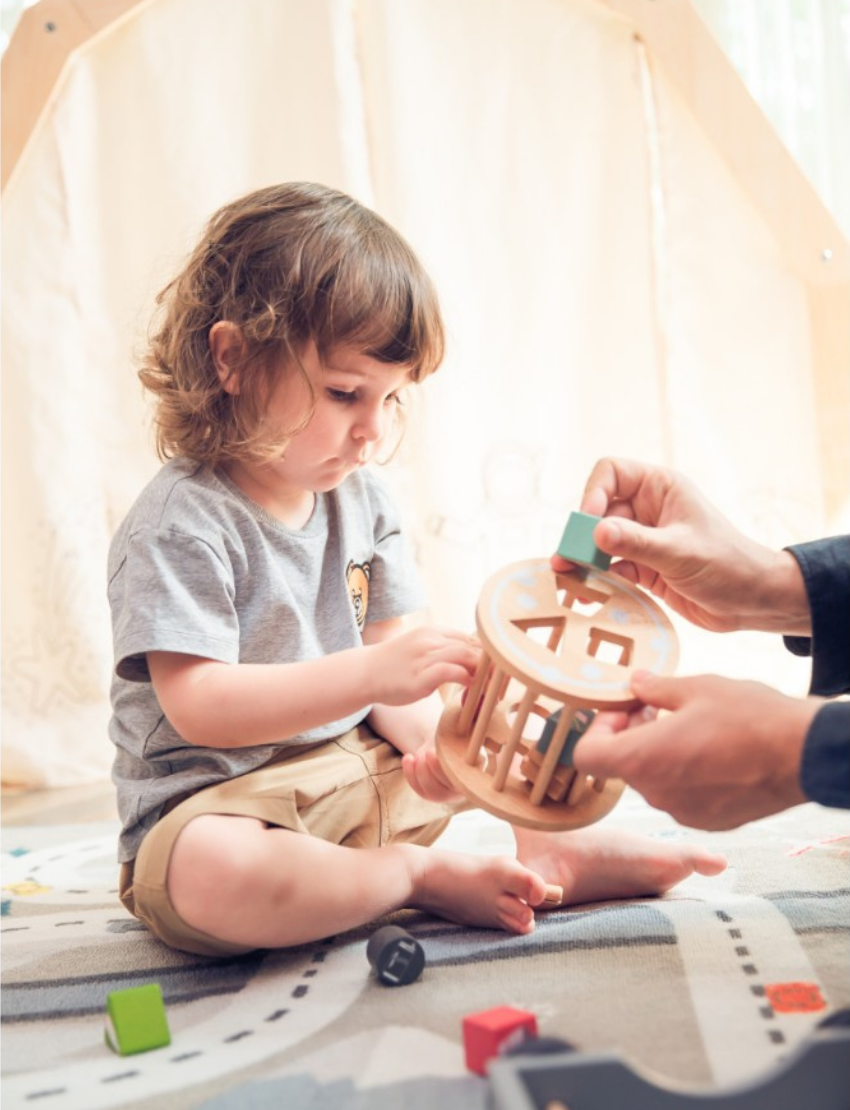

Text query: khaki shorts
(119, 725), (455, 957)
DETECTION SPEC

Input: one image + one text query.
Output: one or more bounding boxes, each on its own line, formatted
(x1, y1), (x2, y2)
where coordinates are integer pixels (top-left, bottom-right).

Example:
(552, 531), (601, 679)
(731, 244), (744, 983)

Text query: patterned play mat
(2, 796), (848, 1110)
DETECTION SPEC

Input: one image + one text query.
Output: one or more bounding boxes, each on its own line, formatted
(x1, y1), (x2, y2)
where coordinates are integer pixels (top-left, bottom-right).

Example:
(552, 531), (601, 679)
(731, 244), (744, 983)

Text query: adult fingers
(579, 485), (608, 517)
(571, 709), (641, 778)
(593, 515), (679, 571)
(581, 457), (653, 511)
(630, 671), (693, 711)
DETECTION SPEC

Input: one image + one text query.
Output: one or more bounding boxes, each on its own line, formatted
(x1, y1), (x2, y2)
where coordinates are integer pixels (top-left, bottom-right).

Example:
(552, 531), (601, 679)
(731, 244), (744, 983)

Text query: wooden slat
(601, 0), (849, 520)
(601, 0), (849, 285)
(1, 0), (142, 193)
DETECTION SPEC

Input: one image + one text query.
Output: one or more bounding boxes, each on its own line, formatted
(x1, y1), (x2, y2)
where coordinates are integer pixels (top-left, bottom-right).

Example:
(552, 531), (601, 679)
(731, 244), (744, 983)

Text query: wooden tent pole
(601, 0), (849, 522)
(1, 0), (143, 194)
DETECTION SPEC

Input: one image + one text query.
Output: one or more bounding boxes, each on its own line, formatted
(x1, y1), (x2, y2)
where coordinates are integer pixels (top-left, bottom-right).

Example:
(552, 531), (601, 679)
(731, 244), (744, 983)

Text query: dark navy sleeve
(784, 537), (849, 809)
(799, 703), (849, 809)
(783, 537), (849, 697)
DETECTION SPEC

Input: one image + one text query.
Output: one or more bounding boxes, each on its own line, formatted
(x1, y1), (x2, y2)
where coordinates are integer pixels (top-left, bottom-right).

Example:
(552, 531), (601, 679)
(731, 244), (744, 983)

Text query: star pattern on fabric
(3, 881), (52, 897)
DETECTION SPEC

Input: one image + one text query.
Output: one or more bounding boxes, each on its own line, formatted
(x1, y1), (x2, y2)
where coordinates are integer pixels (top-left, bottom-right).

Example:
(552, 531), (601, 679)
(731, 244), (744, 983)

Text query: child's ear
(209, 321), (244, 394)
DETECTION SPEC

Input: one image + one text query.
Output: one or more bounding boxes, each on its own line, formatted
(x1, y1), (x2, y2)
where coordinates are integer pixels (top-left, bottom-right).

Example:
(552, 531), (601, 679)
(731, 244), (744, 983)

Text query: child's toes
(498, 896), (535, 934)
(510, 868), (548, 907)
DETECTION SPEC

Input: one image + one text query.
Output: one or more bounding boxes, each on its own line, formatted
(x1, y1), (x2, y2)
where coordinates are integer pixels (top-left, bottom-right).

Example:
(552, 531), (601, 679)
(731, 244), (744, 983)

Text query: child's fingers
(401, 752), (424, 795)
(430, 632), (482, 673)
(418, 760), (456, 803)
(423, 749), (456, 796)
(427, 662), (478, 690)
(402, 750), (447, 802)
(434, 628), (480, 647)
(404, 747), (465, 804)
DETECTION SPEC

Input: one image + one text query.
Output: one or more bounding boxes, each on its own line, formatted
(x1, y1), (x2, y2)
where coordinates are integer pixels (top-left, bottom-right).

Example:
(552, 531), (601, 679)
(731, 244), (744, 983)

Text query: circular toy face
(476, 559), (678, 707)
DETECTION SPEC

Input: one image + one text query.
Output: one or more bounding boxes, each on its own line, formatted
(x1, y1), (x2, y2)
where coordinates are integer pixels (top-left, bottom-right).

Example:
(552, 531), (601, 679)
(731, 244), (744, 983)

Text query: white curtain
(2, 0), (846, 785)
(691, 0), (850, 240)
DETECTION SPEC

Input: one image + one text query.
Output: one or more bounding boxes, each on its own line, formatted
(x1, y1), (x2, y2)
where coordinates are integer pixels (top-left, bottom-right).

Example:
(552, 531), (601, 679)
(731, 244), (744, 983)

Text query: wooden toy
(556, 512), (611, 570)
(435, 558), (678, 831)
(366, 925), (425, 986)
(537, 708), (596, 765)
(487, 1015), (850, 1109)
(463, 1005), (539, 1076)
(104, 983), (171, 1056)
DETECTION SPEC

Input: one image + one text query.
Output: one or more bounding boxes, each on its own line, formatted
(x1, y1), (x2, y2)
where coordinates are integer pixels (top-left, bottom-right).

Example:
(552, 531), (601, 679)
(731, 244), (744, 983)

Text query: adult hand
(573, 670), (819, 830)
(552, 457), (810, 636)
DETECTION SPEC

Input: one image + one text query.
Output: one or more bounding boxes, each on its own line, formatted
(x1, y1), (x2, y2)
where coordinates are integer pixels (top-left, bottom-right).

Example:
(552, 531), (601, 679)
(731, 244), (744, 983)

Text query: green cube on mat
(557, 511), (611, 570)
(105, 983), (171, 1055)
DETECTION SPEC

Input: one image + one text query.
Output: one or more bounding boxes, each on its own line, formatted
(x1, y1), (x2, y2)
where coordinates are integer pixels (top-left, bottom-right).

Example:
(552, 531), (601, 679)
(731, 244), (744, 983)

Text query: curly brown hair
(139, 182), (445, 463)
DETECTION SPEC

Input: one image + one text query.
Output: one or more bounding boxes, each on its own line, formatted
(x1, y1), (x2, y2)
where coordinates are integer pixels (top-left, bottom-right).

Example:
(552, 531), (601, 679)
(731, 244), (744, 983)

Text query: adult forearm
(751, 549), (812, 636)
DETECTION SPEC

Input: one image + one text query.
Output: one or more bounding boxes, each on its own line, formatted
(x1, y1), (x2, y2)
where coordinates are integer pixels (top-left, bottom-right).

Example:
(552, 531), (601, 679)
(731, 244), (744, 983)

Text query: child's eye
(385, 391), (405, 407)
(327, 388), (356, 403)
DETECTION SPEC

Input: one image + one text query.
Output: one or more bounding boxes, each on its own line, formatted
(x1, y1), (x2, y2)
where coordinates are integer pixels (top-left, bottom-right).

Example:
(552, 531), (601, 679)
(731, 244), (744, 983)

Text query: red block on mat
(462, 1005), (538, 1075)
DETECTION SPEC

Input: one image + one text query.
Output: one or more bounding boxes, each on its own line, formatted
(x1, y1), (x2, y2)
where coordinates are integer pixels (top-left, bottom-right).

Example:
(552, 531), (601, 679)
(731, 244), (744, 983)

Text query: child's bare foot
(513, 825), (727, 906)
(401, 845), (549, 934)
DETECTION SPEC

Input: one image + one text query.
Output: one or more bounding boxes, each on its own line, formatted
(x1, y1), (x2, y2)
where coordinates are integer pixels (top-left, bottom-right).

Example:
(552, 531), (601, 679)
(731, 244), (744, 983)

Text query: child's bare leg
(513, 824), (727, 906)
(167, 814), (551, 949)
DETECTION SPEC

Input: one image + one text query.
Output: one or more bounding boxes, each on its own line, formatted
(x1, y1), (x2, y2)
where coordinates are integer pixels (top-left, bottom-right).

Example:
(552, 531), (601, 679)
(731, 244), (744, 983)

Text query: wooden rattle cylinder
(435, 559), (678, 830)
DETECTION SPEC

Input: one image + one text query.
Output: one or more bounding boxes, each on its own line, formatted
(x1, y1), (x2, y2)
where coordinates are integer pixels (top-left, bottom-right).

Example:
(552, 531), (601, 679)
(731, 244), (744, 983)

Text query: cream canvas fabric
(2, 0), (845, 785)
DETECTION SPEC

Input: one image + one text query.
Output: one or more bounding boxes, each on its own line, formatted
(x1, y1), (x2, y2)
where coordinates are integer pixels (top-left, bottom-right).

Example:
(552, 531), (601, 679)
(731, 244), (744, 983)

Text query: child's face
(263, 341), (411, 493)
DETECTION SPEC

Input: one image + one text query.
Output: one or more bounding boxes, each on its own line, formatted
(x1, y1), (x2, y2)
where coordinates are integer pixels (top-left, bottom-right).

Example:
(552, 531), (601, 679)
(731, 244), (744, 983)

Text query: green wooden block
(105, 983), (171, 1056)
(557, 512), (611, 570)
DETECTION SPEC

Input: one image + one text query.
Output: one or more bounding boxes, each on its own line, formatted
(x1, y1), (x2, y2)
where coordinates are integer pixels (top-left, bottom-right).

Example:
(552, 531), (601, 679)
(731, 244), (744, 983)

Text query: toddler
(109, 182), (725, 956)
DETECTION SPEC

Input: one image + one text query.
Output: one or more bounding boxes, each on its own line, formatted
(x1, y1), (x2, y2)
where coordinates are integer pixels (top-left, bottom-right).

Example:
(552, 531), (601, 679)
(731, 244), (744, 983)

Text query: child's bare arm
(364, 616), (473, 805)
(147, 623), (479, 749)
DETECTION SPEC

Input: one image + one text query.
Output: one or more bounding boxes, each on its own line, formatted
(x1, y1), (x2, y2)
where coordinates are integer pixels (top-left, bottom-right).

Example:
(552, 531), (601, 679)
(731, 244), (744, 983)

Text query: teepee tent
(2, 0), (847, 786)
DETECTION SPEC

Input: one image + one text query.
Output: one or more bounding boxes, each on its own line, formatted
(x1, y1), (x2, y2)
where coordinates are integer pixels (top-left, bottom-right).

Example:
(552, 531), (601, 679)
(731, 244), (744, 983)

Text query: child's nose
(354, 405), (384, 442)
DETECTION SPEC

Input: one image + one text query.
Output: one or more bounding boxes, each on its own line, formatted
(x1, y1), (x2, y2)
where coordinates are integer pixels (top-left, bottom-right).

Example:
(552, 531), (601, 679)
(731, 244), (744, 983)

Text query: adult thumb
(571, 713), (627, 777)
(630, 670), (687, 711)
(595, 517), (670, 573)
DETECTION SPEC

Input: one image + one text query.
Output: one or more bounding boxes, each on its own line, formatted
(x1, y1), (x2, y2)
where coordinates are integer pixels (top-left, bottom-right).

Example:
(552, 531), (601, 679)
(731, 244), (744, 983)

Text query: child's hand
(368, 627), (480, 706)
(402, 742), (466, 805)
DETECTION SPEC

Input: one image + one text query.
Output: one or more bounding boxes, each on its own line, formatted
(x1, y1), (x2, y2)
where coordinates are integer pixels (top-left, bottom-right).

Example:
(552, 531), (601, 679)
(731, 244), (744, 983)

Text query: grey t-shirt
(108, 458), (426, 862)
